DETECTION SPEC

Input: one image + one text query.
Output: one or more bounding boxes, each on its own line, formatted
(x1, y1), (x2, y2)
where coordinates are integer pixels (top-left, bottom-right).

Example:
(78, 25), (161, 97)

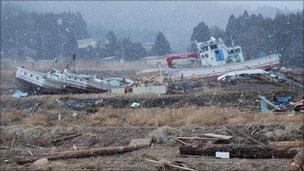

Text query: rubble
(11, 89), (28, 98)
(56, 97), (103, 111)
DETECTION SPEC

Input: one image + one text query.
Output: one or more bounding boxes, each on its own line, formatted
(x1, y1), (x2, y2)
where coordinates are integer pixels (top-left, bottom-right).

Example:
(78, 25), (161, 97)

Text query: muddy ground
(1, 60), (303, 170)
(1, 81), (303, 170)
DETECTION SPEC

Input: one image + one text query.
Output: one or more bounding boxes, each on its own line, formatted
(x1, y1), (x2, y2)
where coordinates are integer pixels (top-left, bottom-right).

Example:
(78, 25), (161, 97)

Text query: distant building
(141, 55), (167, 68)
(77, 39), (99, 48)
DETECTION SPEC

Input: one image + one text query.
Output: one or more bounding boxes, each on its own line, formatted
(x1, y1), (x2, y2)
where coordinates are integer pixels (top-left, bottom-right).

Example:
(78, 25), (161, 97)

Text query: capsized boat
(15, 66), (63, 93)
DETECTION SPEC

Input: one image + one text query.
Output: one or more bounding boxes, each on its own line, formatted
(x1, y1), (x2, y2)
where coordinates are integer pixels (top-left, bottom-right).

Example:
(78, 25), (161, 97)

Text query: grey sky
(9, 1), (304, 52)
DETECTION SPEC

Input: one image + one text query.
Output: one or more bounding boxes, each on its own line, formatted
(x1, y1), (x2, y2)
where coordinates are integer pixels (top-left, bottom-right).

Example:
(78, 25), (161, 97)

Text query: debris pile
(56, 97), (103, 111)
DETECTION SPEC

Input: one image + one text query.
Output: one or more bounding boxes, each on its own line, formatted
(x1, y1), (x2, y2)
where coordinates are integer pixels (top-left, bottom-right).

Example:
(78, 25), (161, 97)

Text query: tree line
(190, 10), (303, 68)
(1, 3), (172, 61)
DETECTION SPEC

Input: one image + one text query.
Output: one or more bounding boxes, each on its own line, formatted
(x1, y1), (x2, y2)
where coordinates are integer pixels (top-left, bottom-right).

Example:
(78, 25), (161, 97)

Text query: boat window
(228, 49), (234, 54)
(68, 76), (71, 79)
(24, 72), (27, 75)
(36, 76), (39, 80)
(30, 74), (33, 77)
(75, 77), (77, 80)
(210, 44), (218, 50)
(202, 46), (209, 52)
(235, 48), (241, 53)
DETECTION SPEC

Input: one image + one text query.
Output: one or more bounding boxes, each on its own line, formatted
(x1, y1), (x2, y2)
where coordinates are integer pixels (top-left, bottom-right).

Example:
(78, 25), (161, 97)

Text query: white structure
(77, 39), (99, 48)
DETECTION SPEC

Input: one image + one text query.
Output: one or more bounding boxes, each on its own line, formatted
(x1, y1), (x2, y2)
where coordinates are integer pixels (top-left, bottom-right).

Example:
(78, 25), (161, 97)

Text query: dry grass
(88, 106), (304, 127)
(22, 114), (46, 126)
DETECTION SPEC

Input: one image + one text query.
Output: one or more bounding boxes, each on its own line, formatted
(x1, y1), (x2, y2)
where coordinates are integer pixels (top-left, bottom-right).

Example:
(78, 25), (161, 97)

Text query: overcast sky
(9, 1), (304, 52)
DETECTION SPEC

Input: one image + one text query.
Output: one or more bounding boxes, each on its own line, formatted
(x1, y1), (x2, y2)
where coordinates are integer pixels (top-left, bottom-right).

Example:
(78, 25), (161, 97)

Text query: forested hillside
(1, 3), (88, 59)
(191, 10), (304, 68)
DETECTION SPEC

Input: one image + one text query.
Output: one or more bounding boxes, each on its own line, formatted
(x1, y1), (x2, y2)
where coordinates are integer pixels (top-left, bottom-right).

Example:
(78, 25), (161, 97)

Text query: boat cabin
(196, 37), (245, 67)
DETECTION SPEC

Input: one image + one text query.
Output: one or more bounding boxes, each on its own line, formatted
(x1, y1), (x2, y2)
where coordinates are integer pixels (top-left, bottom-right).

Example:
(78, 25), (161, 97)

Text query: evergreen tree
(104, 31), (119, 56)
(150, 32), (171, 56)
(121, 38), (146, 61)
(190, 22), (211, 51)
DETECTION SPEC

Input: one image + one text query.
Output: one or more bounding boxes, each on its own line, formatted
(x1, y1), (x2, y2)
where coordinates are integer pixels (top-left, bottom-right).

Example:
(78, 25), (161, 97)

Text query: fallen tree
(18, 144), (149, 164)
(180, 144), (300, 158)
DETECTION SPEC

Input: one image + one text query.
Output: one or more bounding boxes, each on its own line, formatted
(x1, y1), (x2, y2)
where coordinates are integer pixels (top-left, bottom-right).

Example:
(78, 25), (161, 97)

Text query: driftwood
(289, 148), (304, 171)
(18, 144), (149, 164)
(180, 144), (299, 158)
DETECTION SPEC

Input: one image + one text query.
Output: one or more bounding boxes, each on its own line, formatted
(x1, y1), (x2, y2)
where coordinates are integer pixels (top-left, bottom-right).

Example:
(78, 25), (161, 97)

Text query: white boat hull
(139, 54), (280, 80)
(15, 67), (62, 93)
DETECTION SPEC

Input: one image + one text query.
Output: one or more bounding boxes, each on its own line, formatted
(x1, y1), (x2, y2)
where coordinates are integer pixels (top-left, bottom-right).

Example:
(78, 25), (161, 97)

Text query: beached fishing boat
(138, 37), (280, 80)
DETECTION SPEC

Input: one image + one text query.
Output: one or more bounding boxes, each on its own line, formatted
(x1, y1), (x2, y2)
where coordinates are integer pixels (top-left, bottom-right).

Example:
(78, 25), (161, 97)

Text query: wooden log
(18, 144), (149, 164)
(180, 144), (298, 159)
(289, 148), (304, 171)
(269, 141), (304, 148)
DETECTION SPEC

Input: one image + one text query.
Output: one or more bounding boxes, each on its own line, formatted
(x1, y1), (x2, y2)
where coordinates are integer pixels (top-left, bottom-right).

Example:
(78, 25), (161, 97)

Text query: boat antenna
(230, 36), (235, 53)
(66, 53), (76, 70)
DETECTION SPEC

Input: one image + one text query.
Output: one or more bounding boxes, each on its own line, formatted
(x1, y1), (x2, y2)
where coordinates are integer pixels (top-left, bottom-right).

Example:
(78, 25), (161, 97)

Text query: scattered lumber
(289, 148), (304, 171)
(18, 144), (149, 164)
(202, 133), (233, 140)
(180, 144), (299, 158)
(236, 131), (264, 145)
(172, 136), (188, 145)
(145, 159), (197, 171)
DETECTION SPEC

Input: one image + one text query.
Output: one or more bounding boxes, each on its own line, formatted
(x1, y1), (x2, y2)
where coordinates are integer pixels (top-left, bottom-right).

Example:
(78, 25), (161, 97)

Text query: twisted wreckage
(16, 37), (282, 94)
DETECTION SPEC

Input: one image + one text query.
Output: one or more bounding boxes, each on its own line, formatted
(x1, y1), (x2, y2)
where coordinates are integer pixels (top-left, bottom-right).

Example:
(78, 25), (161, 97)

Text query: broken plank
(176, 137), (219, 140)
(202, 133), (232, 140)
